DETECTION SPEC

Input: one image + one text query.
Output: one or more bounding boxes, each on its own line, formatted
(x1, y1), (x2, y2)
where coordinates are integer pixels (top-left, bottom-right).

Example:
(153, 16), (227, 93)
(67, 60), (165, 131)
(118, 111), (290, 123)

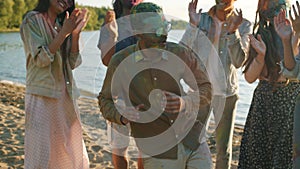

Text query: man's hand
(117, 103), (144, 124)
(188, 0), (202, 27)
(228, 9), (243, 34)
(289, 1), (300, 36)
(104, 10), (118, 37)
(274, 10), (293, 41)
(163, 91), (185, 114)
(105, 10), (116, 24)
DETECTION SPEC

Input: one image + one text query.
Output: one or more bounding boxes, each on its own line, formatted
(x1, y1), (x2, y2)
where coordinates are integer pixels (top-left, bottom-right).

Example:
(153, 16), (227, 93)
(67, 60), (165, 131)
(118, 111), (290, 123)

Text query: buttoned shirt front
(98, 42), (212, 159)
(20, 11), (81, 99)
(181, 6), (251, 96)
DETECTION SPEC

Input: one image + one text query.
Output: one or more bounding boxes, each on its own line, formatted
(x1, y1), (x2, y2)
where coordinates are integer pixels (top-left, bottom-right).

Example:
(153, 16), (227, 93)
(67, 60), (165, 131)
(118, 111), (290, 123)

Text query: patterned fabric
(238, 80), (300, 169)
(24, 82), (89, 168)
(293, 95), (300, 169)
(21, 10), (89, 169)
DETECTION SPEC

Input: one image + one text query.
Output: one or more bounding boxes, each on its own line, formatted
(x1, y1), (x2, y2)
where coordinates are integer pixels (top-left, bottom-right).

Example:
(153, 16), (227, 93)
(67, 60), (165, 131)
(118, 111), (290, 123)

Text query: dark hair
(242, 9), (282, 84)
(33, 0), (50, 12)
(33, 0), (75, 25)
(113, 0), (123, 19)
(33, 0), (76, 62)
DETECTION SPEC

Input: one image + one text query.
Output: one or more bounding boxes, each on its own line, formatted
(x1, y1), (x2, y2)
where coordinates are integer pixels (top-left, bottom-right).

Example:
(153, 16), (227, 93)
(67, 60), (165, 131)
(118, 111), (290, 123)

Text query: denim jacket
(20, 11), (81, 99)
(181, 6), (251, 96)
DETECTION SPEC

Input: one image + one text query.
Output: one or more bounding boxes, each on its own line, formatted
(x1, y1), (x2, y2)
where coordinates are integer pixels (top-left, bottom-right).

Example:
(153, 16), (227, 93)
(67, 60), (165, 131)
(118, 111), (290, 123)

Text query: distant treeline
(0, 0), (187, 32)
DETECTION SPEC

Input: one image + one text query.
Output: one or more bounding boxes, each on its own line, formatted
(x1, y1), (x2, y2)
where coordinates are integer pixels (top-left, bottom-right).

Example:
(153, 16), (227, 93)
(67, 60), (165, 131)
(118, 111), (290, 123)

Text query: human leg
(215, 94), (238, 169)
(186, 142), (213, 169)
(112, 148), (129, 169)
(142, 143), (185, 169)
(142, 142), (212, 169)
(108, 122), (130, 169)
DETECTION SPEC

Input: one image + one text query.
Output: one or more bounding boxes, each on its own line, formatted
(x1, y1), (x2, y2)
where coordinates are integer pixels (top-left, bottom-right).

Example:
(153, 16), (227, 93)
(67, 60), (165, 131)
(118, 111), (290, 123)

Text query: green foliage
(0, 1), (110, 32)
(0, 0), (14, 29)
(170, 19), (188, 30)
(0, 2), (186, 32)
(24, 0), (38, 12)
(76, 4), (109, 31)
(10, 0), (26, 28)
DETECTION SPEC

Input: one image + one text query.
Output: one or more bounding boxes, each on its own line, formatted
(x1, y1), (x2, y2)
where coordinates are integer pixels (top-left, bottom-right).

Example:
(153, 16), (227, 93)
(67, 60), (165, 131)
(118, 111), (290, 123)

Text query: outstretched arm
(244, 34), (266, 83)
(275, 10), (295, 70)
(188, 0), (202, 27)
(97, 10), (118, 66)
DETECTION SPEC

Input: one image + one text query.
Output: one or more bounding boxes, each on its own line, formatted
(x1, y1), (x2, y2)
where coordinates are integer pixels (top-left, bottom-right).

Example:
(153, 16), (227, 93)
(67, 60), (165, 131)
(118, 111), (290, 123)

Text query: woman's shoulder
(23, 11), (43, 23)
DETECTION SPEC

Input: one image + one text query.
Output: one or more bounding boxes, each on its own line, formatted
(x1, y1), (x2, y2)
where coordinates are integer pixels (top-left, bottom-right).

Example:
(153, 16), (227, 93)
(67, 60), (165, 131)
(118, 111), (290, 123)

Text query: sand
(0, 81), (243, 168)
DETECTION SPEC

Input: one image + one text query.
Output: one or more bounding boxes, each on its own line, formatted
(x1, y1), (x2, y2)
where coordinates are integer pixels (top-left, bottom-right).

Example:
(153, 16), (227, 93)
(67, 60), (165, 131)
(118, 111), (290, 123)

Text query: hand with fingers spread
(274, 10), (293, 41)
(73, 8), (89, 35)
(162, 91), (185, 114)
(228, 9), (243, 34)
(249, 34), (266, 63)
(289, 1), (300, 35)
(61, 9), (80, 36)
(188, 0), (202, 27)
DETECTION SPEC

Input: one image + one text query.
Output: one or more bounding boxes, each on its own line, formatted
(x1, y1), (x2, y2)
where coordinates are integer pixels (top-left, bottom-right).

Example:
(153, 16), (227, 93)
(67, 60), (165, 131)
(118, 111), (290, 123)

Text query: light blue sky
(76, 0), (297, 23)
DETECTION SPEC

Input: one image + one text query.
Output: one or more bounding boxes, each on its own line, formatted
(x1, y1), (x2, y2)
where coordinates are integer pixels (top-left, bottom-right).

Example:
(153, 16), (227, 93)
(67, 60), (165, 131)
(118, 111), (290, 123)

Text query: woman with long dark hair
(238, 0), (300, 168)
(20, 0), (89, 168)
(278, 1), (300, 168)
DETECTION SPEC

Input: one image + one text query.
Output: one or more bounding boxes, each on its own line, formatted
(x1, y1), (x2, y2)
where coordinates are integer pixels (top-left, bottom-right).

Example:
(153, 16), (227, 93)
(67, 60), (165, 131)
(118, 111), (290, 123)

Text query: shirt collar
(133, 41), (169, 62)
(208, 5), (235, 20)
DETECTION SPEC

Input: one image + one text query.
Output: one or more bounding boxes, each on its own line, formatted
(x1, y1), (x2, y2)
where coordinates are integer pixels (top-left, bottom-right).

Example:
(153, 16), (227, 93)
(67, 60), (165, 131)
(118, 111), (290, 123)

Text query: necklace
(44, 12), (59, 31)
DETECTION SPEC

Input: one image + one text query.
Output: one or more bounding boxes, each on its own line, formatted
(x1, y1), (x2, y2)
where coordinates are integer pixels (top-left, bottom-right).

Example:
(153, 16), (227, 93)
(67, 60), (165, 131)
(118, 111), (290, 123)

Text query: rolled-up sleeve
(180, 23), (199, 48)
(69, 52), (82, 69)
(97, 22), (118, 59)
(281, 60), (300, 80)
(98, 59), (123, 125)
(182, 50), (212, 116)
(21, 16), (54, 67)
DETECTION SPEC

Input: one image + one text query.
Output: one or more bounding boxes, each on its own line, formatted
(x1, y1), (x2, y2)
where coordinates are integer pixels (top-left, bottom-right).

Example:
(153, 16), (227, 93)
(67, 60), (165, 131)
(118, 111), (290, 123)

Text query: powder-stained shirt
(98, 42), (212, 159)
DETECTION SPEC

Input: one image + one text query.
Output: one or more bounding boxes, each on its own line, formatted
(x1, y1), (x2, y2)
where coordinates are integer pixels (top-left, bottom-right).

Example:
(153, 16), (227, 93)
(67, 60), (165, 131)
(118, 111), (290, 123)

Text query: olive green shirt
(98, 42), (212, 158)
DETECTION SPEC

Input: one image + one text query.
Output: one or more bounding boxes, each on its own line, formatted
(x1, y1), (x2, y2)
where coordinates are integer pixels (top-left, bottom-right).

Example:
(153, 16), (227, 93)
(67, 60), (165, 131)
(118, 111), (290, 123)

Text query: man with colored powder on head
(98, 2), (214, 169)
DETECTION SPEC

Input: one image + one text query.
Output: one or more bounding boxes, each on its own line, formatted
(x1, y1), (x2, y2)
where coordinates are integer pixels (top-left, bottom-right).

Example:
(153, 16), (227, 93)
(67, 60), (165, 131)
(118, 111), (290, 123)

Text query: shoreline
(0, 79), (246, 127)
(0, 80), (243, 168)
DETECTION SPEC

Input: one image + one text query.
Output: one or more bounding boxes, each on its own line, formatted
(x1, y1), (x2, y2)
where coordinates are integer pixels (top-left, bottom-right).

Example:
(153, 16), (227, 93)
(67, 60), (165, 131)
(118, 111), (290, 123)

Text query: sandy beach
(0, 81), (243, 168)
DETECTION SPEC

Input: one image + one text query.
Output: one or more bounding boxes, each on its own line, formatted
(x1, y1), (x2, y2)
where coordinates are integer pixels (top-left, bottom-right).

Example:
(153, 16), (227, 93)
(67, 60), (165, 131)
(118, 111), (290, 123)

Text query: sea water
(0, 31), (257, 125)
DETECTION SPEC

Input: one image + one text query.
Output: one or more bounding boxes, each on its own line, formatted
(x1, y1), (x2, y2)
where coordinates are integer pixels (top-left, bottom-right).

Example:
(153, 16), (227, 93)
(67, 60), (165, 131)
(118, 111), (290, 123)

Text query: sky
(76, 0), (298, 23)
